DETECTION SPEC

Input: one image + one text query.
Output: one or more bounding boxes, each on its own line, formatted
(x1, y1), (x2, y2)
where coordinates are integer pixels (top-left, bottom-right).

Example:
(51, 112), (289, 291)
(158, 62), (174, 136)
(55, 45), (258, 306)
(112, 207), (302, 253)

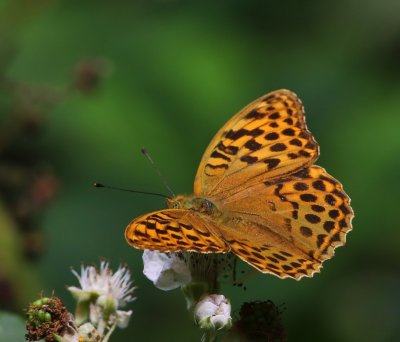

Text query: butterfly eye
(172, 202), (180, 209)
(198, 199), (216, 214)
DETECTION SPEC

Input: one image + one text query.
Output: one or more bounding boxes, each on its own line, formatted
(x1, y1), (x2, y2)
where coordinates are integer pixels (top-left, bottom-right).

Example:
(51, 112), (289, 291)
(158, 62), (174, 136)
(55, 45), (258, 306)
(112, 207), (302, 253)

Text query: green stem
(203, 330), (218, 342)
(102, 322), (117, 342)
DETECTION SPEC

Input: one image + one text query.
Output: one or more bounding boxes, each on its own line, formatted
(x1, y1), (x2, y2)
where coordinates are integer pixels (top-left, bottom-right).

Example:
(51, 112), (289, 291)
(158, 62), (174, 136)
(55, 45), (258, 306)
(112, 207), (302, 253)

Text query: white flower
(142, 251), (191, 291)
(194, 294), (232, 330)
(68, 261), (135, 327)
(69, 261), (135, 307)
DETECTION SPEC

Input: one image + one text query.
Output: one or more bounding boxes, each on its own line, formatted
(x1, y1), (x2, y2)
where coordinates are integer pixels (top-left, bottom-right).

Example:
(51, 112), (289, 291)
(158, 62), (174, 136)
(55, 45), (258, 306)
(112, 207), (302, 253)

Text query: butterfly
(125, 89), (353, 280)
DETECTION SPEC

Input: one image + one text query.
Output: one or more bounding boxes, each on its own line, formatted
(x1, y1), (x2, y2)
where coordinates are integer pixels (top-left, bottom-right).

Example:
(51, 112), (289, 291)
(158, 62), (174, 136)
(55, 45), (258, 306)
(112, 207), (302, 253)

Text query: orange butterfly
(125, 90), (353, 280)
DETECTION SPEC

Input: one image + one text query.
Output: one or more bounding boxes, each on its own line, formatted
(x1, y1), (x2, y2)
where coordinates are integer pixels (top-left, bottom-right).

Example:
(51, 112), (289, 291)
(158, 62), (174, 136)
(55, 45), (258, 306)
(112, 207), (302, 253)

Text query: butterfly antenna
(141, 147), (175, 197)
(93, 182), (168, 199)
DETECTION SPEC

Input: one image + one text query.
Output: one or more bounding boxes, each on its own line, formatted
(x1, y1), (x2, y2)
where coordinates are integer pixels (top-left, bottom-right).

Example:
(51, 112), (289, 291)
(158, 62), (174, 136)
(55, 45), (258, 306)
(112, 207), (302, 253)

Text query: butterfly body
(125, 90), (353, 280)
(166, 195), (221, 217)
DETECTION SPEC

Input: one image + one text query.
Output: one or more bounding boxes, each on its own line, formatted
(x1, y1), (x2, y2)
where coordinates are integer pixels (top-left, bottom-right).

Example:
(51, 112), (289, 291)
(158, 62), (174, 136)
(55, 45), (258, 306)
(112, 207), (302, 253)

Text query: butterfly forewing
(194, 89), (319, 197)
(125, 209), (229, 253)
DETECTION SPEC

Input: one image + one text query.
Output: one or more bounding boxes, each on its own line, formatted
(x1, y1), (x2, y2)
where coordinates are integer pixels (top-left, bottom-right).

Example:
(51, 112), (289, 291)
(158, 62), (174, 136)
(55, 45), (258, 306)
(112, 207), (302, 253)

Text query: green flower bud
(38, 309), (47, 321)
(33, 299), (42, 306)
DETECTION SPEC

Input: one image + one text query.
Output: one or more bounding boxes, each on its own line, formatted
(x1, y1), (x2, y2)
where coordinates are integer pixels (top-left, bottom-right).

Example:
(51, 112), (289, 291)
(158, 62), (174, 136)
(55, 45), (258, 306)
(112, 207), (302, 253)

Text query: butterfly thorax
(166, 195), (221, 218)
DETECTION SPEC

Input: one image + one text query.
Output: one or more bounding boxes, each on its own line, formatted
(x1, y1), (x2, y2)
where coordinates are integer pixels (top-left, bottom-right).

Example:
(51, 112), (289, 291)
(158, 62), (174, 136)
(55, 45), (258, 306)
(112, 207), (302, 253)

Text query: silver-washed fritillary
(125, 89), (353, 280)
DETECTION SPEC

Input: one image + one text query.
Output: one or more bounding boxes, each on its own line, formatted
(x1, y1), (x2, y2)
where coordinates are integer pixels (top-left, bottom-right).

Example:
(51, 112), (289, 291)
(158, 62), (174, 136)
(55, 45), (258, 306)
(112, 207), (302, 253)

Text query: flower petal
(142, 251), (191, 291)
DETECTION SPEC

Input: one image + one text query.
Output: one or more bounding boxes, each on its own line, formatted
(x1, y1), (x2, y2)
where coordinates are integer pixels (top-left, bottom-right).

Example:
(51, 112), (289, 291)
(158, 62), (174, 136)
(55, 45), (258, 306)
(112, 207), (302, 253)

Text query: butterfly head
(166, 196), (185, 209)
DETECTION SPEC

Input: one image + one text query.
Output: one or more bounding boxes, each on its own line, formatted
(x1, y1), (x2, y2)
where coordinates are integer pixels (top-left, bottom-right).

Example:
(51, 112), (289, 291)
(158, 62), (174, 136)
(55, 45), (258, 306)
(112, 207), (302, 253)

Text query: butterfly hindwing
(228, 238), (321, 280)
(194, 89), (319, 197)
(213, 165), (353, 279)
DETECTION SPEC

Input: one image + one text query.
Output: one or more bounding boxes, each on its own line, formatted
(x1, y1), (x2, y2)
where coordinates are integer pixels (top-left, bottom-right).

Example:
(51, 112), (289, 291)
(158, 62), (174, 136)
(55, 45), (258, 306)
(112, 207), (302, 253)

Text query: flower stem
(201, 330), (217, 342)
(101, 322), (117, 342)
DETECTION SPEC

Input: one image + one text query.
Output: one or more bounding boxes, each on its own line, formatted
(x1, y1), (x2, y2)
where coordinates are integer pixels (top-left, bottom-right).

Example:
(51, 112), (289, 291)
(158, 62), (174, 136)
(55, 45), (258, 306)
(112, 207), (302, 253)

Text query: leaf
(0, 311), (28, 342)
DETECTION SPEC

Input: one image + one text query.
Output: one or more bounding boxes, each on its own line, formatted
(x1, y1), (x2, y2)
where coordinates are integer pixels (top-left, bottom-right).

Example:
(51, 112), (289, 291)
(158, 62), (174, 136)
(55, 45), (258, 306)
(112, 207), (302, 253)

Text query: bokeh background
(1, 0), (399, 341)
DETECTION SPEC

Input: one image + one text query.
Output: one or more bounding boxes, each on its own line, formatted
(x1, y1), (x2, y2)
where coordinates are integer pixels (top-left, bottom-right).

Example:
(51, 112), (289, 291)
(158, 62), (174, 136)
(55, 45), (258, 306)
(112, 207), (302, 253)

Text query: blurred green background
(0, 0), (399, 341)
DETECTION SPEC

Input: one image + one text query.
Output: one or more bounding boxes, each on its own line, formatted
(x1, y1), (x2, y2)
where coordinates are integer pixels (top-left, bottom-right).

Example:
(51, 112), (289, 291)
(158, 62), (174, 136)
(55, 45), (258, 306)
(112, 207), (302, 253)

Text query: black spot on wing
(205, 163), (229, 170)
(225, 129), (248, 140)
(300, 194), (317, 202)
(217, 141), (239, 155)
(244, 139), (262, 151)
(264, 158), (280, 169)
(300, 226), (313, 237)
(312, 180), (326, 191)
(323, 221), (335, 232)
(270, 143), (287, 152)
(245, 110), (266, 119)
(282, 128), (295, 136)
(305, 214), (321, 224)
(240, 155), (258, 164)
(294, 182), (308, 191)
(289, 138), (302, 146)
(210, 150), (231, 162)
(269, 112), (280, 119)
(265, 132), (279, 140)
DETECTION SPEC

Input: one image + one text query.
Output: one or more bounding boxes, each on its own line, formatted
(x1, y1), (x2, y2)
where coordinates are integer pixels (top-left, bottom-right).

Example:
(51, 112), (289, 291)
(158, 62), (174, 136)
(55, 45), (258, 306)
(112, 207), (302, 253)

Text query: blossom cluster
(26, 262), (135, 342)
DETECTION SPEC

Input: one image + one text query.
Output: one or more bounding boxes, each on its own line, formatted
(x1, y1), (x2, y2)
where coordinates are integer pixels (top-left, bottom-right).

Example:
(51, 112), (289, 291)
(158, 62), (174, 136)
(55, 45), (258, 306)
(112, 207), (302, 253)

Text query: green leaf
(0, 311), (27, 342)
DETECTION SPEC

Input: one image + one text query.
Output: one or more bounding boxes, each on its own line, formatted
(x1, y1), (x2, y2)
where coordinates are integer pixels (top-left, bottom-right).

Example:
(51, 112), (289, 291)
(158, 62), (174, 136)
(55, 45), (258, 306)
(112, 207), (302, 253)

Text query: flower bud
(77, 322), (101, 342)
(194, 294), (232, 331)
